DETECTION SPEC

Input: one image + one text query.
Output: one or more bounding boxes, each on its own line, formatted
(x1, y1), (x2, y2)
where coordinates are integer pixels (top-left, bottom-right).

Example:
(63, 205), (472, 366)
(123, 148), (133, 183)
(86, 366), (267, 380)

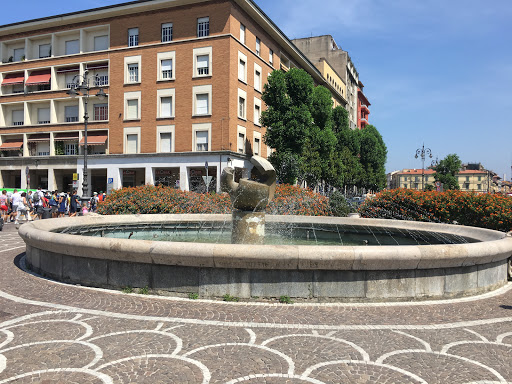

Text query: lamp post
(67, 70), (107, 201)
(415, 144), (432, 191)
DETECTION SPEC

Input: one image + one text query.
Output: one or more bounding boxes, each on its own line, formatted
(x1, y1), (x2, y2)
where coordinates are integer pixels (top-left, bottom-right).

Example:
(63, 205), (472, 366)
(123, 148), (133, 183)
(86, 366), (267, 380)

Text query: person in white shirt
(10, 189), (21, 223)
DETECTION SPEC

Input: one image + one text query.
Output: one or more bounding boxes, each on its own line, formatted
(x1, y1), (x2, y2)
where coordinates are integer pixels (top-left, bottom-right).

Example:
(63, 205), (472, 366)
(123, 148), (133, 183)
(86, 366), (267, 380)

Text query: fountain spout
(221, 156), (277, 244)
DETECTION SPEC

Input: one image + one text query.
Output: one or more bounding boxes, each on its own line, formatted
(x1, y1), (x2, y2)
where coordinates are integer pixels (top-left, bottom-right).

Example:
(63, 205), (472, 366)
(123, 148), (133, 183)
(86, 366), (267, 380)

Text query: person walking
(57, 192), (67, 218)
(0, 190), (9, 224)
(15, 192), (32, 224)
(32, 187), (44, 220)
(69, 190), (80, 217)
(10, 189), (21, 223)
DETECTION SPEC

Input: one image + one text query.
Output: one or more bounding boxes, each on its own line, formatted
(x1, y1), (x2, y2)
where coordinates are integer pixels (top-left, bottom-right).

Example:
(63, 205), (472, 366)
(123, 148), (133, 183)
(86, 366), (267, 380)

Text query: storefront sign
(123, 170), (135, 176)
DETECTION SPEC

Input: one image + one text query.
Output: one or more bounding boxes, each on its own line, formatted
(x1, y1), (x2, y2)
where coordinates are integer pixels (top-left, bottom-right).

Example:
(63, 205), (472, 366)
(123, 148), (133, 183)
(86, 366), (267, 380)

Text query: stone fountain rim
(18, 214), (512, 271)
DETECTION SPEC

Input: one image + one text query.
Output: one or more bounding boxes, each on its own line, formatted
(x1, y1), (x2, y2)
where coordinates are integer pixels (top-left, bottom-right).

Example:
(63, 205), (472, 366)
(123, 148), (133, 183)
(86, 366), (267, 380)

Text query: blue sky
(2, 1), (512, 179)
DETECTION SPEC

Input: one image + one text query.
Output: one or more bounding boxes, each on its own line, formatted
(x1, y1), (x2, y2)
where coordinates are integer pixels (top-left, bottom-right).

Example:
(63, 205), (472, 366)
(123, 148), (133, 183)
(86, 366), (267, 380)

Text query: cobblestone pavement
(1, 222), (512, 383)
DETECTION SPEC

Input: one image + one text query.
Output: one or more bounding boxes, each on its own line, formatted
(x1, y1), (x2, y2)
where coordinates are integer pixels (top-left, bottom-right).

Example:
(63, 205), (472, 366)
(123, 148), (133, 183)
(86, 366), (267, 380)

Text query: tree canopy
(433, 154), (462, 190)
(261, 68), (387, 192)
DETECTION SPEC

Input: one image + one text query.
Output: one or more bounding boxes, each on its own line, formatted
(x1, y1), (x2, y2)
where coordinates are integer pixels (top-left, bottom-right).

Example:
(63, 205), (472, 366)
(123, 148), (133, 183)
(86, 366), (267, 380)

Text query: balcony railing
(38, 120), (50, 124)
(197, 67), (209, 76)
(12, 121), (24, 126)
(66, 117), (79, 123)
(94, 75), (109, 87)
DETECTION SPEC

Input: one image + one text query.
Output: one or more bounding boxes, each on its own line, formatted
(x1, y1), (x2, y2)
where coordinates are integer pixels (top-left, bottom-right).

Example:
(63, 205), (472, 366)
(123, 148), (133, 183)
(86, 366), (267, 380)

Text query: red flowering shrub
(359, 188), (512, 232)
(97, 184), (330, 216)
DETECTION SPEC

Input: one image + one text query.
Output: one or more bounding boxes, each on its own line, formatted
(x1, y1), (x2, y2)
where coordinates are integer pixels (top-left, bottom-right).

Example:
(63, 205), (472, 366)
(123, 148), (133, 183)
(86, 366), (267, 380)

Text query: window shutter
(238, 133), (245, 153)
(39, 44), (51, 58)
(37, 108), (50, 123)
(126, 134), (138, 153)
(161, 60), (172, 72)
(12, 110), (24, 123)
(160, 132), (172, 152)
(197, 55), (208, 69)
(127, 100), (138, 119)
(65, 105), (78, 119)
(239, 60), (245, 80)
(160, 97), (172, 117)
(94, 35), (109, 51)
(65, 40), (80, 55)
(196, 94), (209, 115)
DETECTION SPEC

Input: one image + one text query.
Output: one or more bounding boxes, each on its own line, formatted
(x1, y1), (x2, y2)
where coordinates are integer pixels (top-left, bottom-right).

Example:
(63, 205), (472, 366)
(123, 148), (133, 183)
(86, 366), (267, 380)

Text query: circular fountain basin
(19, 214), (512, 301)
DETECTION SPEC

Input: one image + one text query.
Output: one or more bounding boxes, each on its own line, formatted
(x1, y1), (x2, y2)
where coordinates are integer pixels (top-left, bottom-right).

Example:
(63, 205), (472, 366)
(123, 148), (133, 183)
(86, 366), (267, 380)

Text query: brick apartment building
(0, 0), (345, 193)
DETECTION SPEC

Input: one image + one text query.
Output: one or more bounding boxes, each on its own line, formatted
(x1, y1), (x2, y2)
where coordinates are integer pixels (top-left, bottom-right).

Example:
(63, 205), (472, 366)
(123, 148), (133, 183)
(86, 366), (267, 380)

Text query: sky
(2, 0), (512, 179)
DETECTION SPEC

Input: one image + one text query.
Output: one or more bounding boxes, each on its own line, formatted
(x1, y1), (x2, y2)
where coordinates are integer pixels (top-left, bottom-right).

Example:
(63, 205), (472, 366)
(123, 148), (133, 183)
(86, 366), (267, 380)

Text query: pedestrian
(69, 190), (80, 217)
(81, 202), (89, 215)
(32, 187), (44, 220)
(0, 190), (9, 224)
(57, 192), (67, 218)
(15, 192), (32, 224)
(10, 189), (21, 223)
(90, 192), (98, 212)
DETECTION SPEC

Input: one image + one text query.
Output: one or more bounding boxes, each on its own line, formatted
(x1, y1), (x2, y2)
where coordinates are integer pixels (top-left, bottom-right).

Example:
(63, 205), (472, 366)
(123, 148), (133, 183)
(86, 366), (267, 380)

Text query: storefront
(121, 168), (145, 188)
(189, 167), (217, 193)
(154, 168), (180, 188)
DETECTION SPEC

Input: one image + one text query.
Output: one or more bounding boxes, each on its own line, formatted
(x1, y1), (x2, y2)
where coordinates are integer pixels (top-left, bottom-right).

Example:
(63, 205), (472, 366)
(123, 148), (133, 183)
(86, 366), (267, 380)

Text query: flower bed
(97, 184), (330, 216)
(359, 189), (512, 232)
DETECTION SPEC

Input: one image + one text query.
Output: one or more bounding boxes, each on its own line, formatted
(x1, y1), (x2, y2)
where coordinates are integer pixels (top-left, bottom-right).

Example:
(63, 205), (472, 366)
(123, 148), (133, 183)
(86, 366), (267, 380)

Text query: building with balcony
(292, 35), (360, 130)
(0, 0), (345, 193)
(357, 80), (370, 129)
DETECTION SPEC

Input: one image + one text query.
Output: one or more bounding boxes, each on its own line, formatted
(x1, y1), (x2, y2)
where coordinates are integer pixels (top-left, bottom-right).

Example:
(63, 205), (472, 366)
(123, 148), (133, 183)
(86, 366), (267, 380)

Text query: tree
(359, 125), (387, 191)
(434, 154), (462, 190)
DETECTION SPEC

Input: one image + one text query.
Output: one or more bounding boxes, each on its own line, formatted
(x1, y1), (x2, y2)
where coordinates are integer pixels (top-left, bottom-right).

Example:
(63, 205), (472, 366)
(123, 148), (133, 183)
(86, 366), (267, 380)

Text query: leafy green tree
(434, 154), (462, 190)
(359, 125), (387, 191)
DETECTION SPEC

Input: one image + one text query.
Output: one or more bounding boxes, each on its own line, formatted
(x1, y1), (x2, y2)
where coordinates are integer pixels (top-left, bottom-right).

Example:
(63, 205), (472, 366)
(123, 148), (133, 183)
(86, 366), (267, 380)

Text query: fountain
(18, 157), (512, 301)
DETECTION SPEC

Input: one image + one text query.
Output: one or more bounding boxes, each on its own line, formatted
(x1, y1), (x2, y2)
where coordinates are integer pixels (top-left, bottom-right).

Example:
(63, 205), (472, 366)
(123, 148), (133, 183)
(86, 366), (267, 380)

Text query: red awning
(54, 132), (79, 141)
(0, 141), (23, 150)
(2, 73), (24, 86)
(27, 134), (50, 142)
(79, 135), (108, 146)
(25, 71), (51, 86)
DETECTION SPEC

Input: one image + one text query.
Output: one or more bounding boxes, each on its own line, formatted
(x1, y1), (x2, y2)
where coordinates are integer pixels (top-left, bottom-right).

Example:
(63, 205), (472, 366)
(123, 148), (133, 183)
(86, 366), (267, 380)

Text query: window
(193, 47), (212, 78)
(126, 134), (138, 154)
(238, 53), (246, 82)
(65, 143), (77, 155)
(160, 97), (173, 118)
(65, 105), (79, 122)
(157, 126), (175, 153)
(159, 132), (172, 152)
(197, 17), (209, 37)
(478, 176), (482, 181)
(128, 28), (139, 47)
(253, 134), (261, 156)
(195, 131), (208, 151)
(37, 108), (50, 124)
(269, 49), (273, 65)
(94, 104), (108, 121)
(161, 59), (173, 79)
(240, 24), (246, 44)
(65, 40), (80, 55)
(39, 44), (51, 58)
(37, 142), (50, 156)
(238, 89), (247, 119)
(477, 184), (482, 190)
(192, 85), (211, 116)
(13, 48), (24, 62)
(237, 125), (246, 154)
(12, 110), (24, 126)
(94, 35), (109, 51)
(65, 73), (77, 89)
(128, 63), (139, 82)
(254, 104), (261, 125)
(195, 94), (209, 115)
(94, 71), (109, 86)
(197, 55), (209, 76)
(12, 84), (24, 94)
(162, 23), (173, 42)
(254, 63), (262, 91)
(466, 176), (470, 182)
(255, 37), (261, 56)
(124, 127), (140, 154)
(157, 51), (176, 81)
(126, 100), (139, 120)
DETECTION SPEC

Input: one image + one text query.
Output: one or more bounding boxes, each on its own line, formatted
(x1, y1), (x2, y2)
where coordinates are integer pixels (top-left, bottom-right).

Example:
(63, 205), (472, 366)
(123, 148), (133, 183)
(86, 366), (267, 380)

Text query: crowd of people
(0, 188), (106, 225)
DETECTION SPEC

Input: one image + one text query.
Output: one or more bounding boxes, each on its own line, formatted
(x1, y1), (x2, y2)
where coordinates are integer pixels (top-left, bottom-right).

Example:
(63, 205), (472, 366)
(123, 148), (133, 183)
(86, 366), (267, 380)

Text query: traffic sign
(202, 176), (213, 185)
(107, 178), (114, 184)
(25, 166), (29, 175)
(205, 161), (208, 170)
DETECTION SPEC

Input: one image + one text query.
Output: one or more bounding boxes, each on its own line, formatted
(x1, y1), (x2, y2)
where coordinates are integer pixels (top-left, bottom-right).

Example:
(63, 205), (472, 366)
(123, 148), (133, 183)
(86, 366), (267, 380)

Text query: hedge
(359, 188), (512, 232)
(96, 184), (330, 216)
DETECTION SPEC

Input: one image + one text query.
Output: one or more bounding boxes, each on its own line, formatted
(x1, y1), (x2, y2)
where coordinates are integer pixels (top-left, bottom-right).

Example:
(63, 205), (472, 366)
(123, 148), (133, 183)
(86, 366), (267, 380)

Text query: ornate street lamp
(415, 144), (432, 191)
(67, 70), (107, 201)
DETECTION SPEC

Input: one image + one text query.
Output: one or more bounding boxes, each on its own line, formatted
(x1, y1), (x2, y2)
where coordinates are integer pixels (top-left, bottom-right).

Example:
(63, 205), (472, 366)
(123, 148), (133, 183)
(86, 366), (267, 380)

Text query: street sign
(73, 173), (79, 181)
(25, 166), (29, 175)
(107, 178), (114, 184)
(205, 161), (208, 170)
(72, 180), (78, 188)
(202, 176), (213, 186)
